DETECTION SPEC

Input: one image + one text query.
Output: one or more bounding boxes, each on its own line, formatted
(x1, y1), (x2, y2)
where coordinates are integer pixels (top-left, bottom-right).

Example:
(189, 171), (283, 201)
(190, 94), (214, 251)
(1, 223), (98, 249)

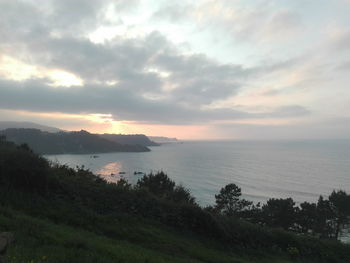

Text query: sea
(45, 140), (350, 241)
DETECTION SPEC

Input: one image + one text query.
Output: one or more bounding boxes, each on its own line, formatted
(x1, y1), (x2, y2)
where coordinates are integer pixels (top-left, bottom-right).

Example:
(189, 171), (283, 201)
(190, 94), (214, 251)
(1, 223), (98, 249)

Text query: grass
(0, 206), (297, 263)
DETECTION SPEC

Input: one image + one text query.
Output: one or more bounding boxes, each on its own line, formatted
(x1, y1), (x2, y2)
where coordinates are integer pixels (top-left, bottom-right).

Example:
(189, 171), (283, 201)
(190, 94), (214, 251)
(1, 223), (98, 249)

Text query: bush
(136, 172), (196, 205)
(0, 141), (49, 194)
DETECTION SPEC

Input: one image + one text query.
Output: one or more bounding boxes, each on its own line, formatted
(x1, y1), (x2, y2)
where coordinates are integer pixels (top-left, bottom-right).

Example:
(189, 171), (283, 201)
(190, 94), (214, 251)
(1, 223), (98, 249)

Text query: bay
(45, 139), (350, 206)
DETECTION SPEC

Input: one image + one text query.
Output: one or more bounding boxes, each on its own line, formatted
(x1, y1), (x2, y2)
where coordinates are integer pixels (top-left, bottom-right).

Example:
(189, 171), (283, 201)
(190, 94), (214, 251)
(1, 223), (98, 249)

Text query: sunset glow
(0, 0), (350, 139)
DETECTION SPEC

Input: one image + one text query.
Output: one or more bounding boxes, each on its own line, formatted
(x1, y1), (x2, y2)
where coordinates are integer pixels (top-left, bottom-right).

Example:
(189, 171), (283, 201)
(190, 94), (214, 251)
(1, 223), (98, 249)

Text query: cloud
(0, 77), (309, 125)
(152, 3), (191, 22)
(330, 29), (350, 52)
(260, 9), (303, 42)
(336, 60), (350, 70)
(154, 1), (304, 43)
(215, 117), (350, 140)
(0, 0), (319, 136)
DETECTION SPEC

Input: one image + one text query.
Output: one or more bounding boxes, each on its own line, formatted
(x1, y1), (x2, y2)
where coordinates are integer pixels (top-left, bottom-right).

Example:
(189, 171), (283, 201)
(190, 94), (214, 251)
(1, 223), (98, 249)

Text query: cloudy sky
(1, 0), (350, 139)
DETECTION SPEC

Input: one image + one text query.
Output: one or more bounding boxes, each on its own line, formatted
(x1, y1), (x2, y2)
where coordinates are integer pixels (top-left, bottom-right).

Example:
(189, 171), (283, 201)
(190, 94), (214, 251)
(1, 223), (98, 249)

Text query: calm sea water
(45, 140), (350, 242)
(45, 140), (350, 206)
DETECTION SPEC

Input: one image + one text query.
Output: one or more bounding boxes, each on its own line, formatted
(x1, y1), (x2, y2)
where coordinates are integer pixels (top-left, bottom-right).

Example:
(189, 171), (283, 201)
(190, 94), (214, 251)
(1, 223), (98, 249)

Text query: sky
(0, 0), (350, 140)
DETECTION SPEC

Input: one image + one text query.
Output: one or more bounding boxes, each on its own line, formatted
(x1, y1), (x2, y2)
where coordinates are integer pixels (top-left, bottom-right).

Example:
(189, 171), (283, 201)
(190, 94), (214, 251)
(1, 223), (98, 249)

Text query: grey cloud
(264, 10), (303, 38)
(152, 52), (260, 106)
(152, 3), (191, 23)
(215, 118), (350, 140)
(0, 78), (235, 124)
(170, 79), (239, 105)
(154, 53), (250, 78)
(266, 106), (310, 118)
(260, 89), (283, 96)
(0, 0), (108, 40)
(336, 60), (350, 70)
(152, 2), (304, 43)
(0, 78), (309, 125)
(259, 84), (304, 96)
(1, 12), (249, 107)
(332, 31), (350, 52)
(233, 8), (303, 43)
(48, 0), (110, 33)
(0, 0), (311, 126)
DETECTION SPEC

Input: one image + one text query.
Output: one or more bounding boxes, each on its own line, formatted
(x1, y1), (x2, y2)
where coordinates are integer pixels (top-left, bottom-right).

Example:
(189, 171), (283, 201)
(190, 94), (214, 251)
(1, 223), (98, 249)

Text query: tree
(136, 172), (175, 197)
(115, 178), (132, 190)
(328, 190), (350, 239)
(297, 202), (317, 234)
(0, 143), (49, 194)
(214, 183), (252, 216)
(262, 198), (297, 230)
(136, 172), (196, 204)
(315, 196), (335, 238)
(170, 184), (196, 205)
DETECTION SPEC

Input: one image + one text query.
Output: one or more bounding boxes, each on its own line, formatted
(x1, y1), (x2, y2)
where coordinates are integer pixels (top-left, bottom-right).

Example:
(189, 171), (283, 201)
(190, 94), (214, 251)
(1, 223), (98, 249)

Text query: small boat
(90, 155), (99, 158)
(134, 171), (144, 175)
(119, 172), (126, 175)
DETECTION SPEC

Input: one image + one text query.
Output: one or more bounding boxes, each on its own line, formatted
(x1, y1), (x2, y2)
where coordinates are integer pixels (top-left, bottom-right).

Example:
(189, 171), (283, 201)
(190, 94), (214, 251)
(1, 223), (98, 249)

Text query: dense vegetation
(1, 136), (350, 262)
(209, 184), (350, 240)
(0, 129), (150, 154)
(99, 133), (159, 146)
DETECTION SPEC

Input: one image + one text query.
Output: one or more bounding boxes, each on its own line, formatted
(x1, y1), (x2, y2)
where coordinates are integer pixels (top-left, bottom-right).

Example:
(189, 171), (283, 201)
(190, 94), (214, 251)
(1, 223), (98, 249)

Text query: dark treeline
(0, 128), (150, 154)
(207, 183), (350, 240)
(1, 136), (350, 262)
(99, 133), (159, 146)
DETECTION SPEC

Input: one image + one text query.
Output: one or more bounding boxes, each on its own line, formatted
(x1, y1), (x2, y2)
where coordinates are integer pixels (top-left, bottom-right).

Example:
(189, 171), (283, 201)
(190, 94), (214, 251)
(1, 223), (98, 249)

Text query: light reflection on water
(96, 162), (123, 184)
(45, 140), (350, 206)
(95, 162), (145, 184)
(45, 140), (350, 243)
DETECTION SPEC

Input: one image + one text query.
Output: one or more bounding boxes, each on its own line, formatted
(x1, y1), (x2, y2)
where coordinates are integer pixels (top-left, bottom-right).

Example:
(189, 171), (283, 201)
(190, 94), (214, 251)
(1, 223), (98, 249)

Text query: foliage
(1, 207), (255, 263)
(99, 133), (159, 146)
(136, 172), (196, 205)
(287, 246), (300, 260)
(0, 139), (49, 194)
(261, 198), (297, 230)
(0, 128), (150, 154)
(0, 138), (350, 263)
(297, 202), (317, 234)
(214, 183), (253, 216)
(329, 190), (350, 239)
(213, 182), (350, 240)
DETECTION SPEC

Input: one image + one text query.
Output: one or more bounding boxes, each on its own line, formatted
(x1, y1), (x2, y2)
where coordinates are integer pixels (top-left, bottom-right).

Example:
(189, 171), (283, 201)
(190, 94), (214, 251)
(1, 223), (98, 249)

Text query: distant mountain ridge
(0, 121), (163, 146)
(0, 121), (175, 153)
(0, 121), (61, 133)
(0, 128), (150, 154)
(149, 136), (178, 143)
(99, 134), (159, 146)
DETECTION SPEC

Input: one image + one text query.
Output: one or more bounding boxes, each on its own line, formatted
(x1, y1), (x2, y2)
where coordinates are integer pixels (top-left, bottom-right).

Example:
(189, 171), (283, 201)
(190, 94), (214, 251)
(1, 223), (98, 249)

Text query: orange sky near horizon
(1, 109), (312, 140)
(1, 1), (350, 141)
(0, 109), (218, 140)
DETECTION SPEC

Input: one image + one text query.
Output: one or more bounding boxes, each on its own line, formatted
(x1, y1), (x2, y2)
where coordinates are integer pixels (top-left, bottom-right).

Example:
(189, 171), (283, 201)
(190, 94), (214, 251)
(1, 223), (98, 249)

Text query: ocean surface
(45, 140), (350, 206)
(45, 139), (350, 242)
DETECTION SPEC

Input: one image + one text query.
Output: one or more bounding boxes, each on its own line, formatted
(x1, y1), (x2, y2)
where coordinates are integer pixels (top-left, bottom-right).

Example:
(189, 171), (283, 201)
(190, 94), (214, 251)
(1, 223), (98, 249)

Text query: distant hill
(149, 136), (178, 143)
(0, 128), (150, 154)
(0, 121), (163, 146)
(0, 121), (61, 133)
(100, 134), (159, 146)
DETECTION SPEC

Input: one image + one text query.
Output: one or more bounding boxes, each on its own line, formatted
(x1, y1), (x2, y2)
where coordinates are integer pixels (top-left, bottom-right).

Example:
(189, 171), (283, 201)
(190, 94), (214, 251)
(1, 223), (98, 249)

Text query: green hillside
(1, 207), (298, 263)
(0, 136), (349, 263)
